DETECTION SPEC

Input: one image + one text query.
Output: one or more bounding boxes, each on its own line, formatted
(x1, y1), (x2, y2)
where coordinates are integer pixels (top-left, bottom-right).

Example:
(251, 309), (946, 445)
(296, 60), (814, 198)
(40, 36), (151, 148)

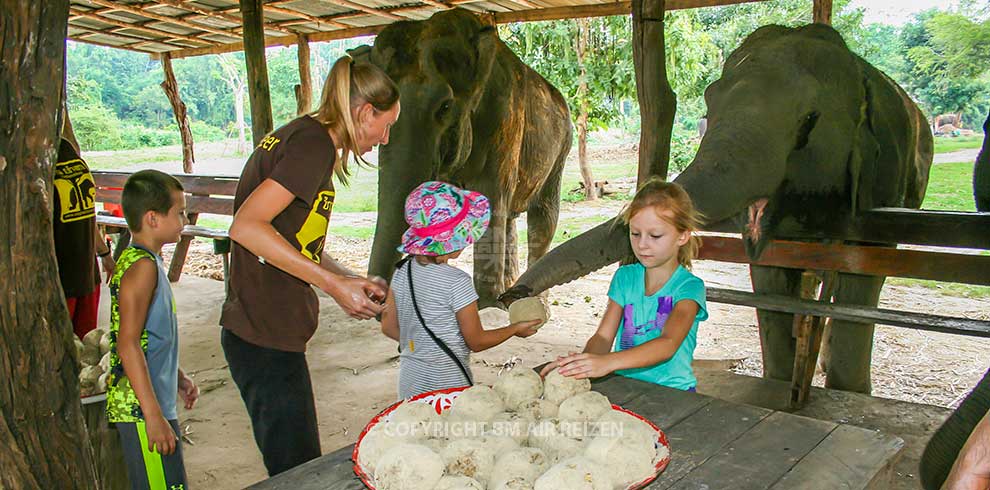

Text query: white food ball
(441, 438), (500, 482)
(584, 435), (656, 488)
(448, 385), (505, 423)
(357, 424), (417, 474)
(528, 418), (587, 463)
(477, 433), (521, 457)
(435, 475), (485, 490)
(99, 332), (111, 356)
(99, 352), (111, 373)
(494, 478), (535, 490)
(74, 336), (86, 368)
(490, 447), (549, 489)
(389, 400), (442, 438)
(82, 328), (104, 348)
(533, 457), (613, 490)
(494, 368), (544, 410)
(97, 371), (109, 393)
(595, 410), (658, 448)
(489, 411), (535, 444)
(543, 370), (590, 405)
(374, 443), (444, 490)
(80, 343), (100, 367)
(79, 365), (102, 396)
(508, 297), (550, 329)
(516, 398), (558, 420)
(558, 391), (612, 424)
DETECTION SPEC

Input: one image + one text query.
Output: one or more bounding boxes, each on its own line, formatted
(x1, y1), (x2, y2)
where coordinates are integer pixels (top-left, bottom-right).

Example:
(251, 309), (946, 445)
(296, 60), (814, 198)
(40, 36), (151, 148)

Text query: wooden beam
(241, 0), (274, 145)
(813, 0), (833, 24)
(160, 53), (195, 173)
(492, 0), (770, 23)
(70, 23), (192, 50)
(295, 34), (313, 116)
(632, 0), (676, 183)
(69, 7), (217, 47)
(84, 0), (241, 41)
(166, 24), (385, 59)
(697, 235), (990, 286)
(156, 0), (296, 35)
(261, 4), (351, 29)
(317, 0), (406, 20)
(708, 287), (990, 338)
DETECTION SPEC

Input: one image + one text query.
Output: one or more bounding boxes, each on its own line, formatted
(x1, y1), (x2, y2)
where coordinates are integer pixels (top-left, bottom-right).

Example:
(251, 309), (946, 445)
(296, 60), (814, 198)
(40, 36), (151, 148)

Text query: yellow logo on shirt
(259, 136), (281, 152)
(54, 158), (96, 223)
(296, 189), (334, 262)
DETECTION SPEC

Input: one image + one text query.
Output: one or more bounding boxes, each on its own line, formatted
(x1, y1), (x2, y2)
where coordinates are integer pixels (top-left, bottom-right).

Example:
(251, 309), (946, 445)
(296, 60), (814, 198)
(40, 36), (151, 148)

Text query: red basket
(352, 386), (671, 489)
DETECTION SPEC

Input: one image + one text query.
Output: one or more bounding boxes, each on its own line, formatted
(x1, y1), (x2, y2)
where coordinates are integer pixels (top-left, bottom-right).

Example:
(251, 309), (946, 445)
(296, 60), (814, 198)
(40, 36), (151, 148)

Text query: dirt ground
(91, 194), (989, 489)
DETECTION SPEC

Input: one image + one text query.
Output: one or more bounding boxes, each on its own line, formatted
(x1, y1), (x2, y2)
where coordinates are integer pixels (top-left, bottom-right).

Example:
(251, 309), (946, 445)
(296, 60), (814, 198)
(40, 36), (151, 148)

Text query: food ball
(533, 457), (613, 490)
(99, 332), (111, 356)
(435, 475), (485, 490)
(516, 398), (558, 420)
(493, 478), (535, 490)
(373, 443), (444, 490)
(388, 400), (442, 438)
(357, 424), (417, 474)
(528, 418), (586, 463)
(584, 434), (656, 488)
(543, 370), (590, 405)
(440, 437), (500, 482)
(82, 328), (104, 348)
(595, 409), (657, 448)
(490, 447), (549, 489)
(78, 365), (102, 396)
(447, 385), (505, 423)
(494, 368), (544, 410)
(489, 411), (535, 444)
(508, 297), (550, 330)
(558, 391), (612, 424)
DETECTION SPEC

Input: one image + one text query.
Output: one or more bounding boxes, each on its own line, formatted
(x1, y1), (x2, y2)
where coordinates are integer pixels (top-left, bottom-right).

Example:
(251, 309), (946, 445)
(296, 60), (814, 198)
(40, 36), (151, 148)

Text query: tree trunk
(0, 1), (101, 487)
(235, 84), (248, 154)
(218, 54), (248, 155)
(974, 108), (990, 212)
(295, 34), (312, 116)
(240, 0), (274, 146)
(575, 18), (596, 201)
(161, 53), (195, 173)
(632, 0), (677, 184)
(813, 0), (833, 24)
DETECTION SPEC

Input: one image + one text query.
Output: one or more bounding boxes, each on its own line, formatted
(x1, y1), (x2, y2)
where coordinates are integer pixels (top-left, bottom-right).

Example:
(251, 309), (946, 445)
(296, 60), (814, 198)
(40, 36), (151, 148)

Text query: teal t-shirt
(607, 263), (708, 390)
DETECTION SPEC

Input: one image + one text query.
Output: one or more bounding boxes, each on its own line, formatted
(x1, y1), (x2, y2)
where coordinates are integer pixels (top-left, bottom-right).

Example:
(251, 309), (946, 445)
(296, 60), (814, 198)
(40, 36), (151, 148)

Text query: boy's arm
(177, 367), (199, 410)
(456, 302), (540, 353)
(380, 289), (400, 341)
(117, 259), (177, 455)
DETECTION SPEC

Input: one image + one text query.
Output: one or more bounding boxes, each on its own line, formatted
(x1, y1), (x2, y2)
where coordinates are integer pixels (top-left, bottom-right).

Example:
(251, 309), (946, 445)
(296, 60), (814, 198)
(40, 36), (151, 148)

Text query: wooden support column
(789, 271), (835, 409)
(161, 53), (195, 173)
(813, 0), (832, 24)
(241, 0), (274, 145)
(295, 34), (312, 116)
(0, 0), (103, 487)
(632, 0), (677, 184)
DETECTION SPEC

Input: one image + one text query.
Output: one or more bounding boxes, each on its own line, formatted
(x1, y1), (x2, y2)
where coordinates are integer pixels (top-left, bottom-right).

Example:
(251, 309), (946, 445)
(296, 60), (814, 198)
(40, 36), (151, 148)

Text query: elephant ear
(422, 20), (498, 101)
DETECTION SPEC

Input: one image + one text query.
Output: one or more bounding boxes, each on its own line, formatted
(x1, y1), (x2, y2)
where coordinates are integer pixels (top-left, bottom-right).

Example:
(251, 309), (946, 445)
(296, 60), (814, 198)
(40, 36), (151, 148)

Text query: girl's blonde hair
(621, 177), (704, 268)
(313, 56), (399, 184)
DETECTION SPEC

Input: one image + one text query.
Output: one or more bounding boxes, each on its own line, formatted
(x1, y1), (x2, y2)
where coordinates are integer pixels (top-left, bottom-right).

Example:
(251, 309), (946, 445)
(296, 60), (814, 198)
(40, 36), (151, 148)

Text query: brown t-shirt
(53, 139), (99, 298)
(220, 116), (337, 352)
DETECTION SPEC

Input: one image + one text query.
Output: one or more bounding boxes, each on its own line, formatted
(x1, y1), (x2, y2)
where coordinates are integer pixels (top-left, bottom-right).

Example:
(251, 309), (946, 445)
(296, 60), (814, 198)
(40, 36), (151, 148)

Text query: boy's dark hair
(121, 170), (183, 232)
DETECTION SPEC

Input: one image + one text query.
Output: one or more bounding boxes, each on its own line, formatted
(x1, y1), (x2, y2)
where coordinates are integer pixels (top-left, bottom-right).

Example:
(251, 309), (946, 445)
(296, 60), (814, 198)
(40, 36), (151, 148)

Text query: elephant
(974, 109), (989, 212)
(499, 23), (934, 394)
(920, 367), (990, 489)
(361, 9), (572, 307)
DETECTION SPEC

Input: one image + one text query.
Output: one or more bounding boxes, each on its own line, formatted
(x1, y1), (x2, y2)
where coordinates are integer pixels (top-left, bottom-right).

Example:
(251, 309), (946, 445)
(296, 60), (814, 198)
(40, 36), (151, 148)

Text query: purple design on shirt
(618, 296), (675, 350)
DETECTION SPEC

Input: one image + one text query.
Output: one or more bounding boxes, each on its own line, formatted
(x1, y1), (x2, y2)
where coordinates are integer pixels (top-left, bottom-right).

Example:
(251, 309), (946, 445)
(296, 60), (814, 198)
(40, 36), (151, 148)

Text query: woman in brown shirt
(220, 56), (399, 476)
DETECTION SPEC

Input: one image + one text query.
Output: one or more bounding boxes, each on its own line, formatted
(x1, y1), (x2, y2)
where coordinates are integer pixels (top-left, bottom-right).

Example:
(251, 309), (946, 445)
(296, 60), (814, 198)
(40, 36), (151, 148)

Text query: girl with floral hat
(379, 181), (542, 399)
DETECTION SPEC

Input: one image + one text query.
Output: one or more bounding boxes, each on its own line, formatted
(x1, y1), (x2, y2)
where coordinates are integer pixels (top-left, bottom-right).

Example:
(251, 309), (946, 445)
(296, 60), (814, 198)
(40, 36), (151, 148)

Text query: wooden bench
(92, 171), (238, 286)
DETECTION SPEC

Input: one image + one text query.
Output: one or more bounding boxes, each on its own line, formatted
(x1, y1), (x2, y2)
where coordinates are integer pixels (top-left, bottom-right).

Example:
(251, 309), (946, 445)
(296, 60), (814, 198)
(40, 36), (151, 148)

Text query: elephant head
(364, 9), (500, 281)
(501, 23), (933, 302)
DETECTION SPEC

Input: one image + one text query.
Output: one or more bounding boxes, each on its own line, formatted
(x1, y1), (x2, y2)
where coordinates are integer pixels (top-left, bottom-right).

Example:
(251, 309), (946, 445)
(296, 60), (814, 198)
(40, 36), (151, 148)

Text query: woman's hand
(554, 352), (617, 380)
(146, 415), (178, 455)
(323, 274), (386, 320)
(178, 371), (199, 410)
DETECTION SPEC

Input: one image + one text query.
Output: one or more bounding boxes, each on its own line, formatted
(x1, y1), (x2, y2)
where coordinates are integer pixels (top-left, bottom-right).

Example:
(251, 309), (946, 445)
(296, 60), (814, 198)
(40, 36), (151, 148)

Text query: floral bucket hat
(398, 181), (491, 256)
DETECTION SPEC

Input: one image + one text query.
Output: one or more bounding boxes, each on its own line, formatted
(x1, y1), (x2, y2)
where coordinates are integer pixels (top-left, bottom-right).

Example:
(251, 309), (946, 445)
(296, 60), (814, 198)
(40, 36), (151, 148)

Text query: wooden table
(248, 375), (904, 489)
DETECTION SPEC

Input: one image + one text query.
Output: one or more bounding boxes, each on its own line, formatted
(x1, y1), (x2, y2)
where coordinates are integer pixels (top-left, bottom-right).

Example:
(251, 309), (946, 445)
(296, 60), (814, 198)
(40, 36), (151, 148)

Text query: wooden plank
(614, 380), (714, 429)
(770, 424), (904, 490)
(97, 216), (229, 240)
(492, 0), (770, 23)
(652, 398), (771, 488)
(708, 287), (990, 337)
(93, 171), (239, 196)
(667, 411), (836, 489)
(247, 444), (363, 489)
(790, 272), (833, 410)
(592, 374), (651, 406)
(184, 195), (235, 215)
(84, 0), (241, 40)
(241, 0), (275, 146)
(698, 235), (990, 286)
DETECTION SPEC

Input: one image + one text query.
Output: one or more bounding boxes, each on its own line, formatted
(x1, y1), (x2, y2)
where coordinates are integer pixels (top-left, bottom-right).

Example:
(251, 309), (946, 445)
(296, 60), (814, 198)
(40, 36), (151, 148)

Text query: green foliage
(922, 161), (979, 212)
(934, 135), (986, 154)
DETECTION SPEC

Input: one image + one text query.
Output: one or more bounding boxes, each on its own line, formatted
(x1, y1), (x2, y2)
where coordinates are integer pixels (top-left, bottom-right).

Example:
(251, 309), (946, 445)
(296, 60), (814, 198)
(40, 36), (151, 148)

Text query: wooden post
(0, 0), (102, 487)
(813, 0), (833, 24)
(161, 53), (196, 173)
(632, 0), (677, 184)
(295, 34), (312, 116)
(241, 0), (274, 145)
(575, 18), (597, 200)
(789, 271), (836, 409)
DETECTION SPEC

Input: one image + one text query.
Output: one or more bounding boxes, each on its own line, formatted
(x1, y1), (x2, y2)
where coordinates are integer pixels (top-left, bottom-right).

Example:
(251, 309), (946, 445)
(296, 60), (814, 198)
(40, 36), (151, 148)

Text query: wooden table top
(248, 375), (904, 490)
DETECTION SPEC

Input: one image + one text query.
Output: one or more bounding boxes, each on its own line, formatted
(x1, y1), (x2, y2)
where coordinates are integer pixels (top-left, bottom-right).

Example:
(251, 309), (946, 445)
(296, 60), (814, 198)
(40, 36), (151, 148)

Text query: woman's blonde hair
(313, 56), (399, 184)
(621, 177), (705, 268)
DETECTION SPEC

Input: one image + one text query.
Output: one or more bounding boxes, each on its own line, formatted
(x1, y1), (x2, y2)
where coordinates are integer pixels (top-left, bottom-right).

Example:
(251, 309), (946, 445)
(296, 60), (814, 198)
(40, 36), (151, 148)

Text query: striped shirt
(392, 259), (478, 400)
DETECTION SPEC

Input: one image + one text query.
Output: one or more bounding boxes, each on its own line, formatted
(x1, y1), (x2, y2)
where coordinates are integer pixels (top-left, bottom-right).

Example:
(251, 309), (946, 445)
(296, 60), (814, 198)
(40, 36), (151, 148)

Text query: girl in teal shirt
(544, 178), (708, 390)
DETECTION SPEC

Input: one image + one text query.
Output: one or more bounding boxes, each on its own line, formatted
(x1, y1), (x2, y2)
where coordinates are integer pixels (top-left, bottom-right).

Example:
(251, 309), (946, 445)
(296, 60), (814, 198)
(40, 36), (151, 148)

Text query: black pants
(221, 328), (321, 476)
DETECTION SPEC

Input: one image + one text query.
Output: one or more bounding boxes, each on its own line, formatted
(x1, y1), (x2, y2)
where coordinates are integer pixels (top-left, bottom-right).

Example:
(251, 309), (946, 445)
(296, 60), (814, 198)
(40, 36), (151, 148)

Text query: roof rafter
(84, 0), (241, 40)
(69, 6), (219, 46)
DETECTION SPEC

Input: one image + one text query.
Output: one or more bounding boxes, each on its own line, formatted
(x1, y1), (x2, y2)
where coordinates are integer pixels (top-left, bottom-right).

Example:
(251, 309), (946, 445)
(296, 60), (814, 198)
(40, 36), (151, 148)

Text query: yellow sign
(54, 158), (96, 223)
(296, 189), (335, 262)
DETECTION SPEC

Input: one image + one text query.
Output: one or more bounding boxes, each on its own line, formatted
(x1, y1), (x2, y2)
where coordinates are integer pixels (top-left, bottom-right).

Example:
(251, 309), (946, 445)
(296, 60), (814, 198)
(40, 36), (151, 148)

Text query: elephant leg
(750, 265), (804, 382)
(526, 160), (564, 267)
(920, 367), (990, 490)
(823, 272), (884, 394)
(474, 198), (509, 309)
(503, 216), (519, 292)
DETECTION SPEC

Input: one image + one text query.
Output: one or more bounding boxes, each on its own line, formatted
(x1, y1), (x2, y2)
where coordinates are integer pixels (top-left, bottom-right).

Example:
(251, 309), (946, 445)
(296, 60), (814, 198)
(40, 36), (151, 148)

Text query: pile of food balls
(357, 368), (667, 490)
(75, 328), (111, 397)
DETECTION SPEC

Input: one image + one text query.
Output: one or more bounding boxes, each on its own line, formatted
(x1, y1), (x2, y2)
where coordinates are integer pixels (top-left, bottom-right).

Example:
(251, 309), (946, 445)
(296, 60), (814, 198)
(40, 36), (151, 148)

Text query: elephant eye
(436, 100), (451, 121)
